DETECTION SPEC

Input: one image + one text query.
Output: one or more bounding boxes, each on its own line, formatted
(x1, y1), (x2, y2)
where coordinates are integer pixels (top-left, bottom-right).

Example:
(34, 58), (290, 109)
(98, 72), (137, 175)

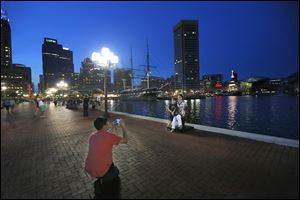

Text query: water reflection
(243, 96), (254, 125)
(214, 96), (223, 126)
(191, 99), (195, 110)
(110, 100), (114, 110)
(227, 96), (238, 129)
(107, 96), (299, 139)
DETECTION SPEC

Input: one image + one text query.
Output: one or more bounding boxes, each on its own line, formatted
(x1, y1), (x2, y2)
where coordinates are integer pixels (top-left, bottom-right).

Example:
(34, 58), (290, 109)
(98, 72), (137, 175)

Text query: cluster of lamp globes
(91, 47), (119, 67)
(45, 81), (68, 96)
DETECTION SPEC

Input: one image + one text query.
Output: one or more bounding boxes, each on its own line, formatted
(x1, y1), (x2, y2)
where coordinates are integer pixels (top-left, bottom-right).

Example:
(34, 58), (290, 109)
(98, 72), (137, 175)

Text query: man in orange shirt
(85, 117), (128, 198)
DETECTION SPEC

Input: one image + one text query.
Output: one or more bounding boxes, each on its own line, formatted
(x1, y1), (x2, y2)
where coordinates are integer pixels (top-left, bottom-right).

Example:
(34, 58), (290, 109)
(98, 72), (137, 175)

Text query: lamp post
(92, 47), (119, 118)
(56, 81), (68, 105)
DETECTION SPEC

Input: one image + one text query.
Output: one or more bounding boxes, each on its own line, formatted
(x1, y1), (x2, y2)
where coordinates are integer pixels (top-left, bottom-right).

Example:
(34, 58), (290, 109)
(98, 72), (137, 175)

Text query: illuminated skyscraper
(78, 57), (111, 92)
(173, 20), (200, 92)
(1, 9), (12, 68)
(42, 37), (74, 91)
(1, 10), (33, 97)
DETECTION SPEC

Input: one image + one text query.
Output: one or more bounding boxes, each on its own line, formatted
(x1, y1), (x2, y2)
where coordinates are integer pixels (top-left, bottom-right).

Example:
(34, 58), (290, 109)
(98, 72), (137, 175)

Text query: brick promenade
(1, 102), (299, 199)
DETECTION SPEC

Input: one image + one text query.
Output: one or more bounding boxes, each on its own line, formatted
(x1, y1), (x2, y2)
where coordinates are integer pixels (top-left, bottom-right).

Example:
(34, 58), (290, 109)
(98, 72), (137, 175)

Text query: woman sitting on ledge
(166, 97), (178, 131)
(169, 94), (187, 132)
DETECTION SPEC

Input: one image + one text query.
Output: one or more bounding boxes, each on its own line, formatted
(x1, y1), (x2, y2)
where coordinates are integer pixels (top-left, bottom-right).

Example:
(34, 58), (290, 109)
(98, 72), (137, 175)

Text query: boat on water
(183, 93), (206, 99)
(220, 91), (242, 96)
(156, 93), (206, 100)
(119, 87), (161, 100)
(118, 40), (163, 100)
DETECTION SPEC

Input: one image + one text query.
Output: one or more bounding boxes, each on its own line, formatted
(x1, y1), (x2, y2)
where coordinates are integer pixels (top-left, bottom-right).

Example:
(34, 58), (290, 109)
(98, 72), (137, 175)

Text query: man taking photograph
(85, 117), (128, 198)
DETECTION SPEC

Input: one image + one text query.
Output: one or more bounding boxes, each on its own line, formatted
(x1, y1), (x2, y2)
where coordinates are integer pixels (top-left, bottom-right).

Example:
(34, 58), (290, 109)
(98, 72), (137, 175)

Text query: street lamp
(56, 81), (68, 105)
(92, 47), (119, 118)
(1, 85), (7, 102)
(46, 88), (58, 101)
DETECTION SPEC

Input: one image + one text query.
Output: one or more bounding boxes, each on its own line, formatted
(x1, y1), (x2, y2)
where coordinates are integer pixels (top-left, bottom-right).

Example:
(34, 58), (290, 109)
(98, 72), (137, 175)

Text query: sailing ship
(118, 41), (162, 100)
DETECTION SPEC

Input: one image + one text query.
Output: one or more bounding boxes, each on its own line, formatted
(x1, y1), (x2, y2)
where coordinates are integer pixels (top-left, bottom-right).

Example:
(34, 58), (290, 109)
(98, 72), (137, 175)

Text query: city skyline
(1, 1), (299, 90)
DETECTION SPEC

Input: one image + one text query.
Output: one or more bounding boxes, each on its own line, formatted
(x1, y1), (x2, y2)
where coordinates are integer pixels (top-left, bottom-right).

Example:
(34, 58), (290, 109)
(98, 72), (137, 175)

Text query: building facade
(173, 20), (200, 92)
(42, 37), (74, 91)
(202, 74), (224, 92)
(1, 64), (33, 98)
(78, 57), (111, 92)
(1, 10), (33, 99)
(1, 9), (12, 68)
(113, 68), (132, 92)
(228, 70), (238, 92)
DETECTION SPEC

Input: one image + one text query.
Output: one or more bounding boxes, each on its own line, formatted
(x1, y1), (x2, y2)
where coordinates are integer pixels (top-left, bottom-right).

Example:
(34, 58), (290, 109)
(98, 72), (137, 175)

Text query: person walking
(54, 99), (58, 107)
(3, 99), (11, 115)
(83, 96), (89, 117)
(34, 97), (39, 117)
(38, 98), (46, 118)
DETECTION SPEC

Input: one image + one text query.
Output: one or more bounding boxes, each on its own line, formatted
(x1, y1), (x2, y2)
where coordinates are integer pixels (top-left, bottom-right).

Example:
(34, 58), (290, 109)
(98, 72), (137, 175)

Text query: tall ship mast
(119, 40), (161, 100)
(146, 40), (150, 89)
(130, 46), (134, 91)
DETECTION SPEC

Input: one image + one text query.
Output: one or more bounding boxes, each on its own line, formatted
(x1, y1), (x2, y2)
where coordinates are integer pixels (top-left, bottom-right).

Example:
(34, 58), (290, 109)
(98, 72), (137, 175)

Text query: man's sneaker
(170, 129), (175, 133)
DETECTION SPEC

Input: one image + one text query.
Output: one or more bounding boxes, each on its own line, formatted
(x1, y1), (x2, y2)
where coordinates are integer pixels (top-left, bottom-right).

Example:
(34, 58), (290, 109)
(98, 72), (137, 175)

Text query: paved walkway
(1, 102), (299, 199)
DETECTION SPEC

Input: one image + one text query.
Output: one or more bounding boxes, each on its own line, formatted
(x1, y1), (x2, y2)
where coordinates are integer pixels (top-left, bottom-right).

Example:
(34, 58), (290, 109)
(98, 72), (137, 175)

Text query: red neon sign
(215, 83), (222, 88)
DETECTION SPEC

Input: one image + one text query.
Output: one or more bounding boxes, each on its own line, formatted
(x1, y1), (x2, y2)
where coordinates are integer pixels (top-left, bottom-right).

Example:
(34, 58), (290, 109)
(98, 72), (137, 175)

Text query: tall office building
(79, 57), (111, 92)
(1, 64), (33, 97)
(114, 68), (132, 91)
(70, 72), (80, 90)
(1, 10), (33, 98)
(38, 74), (44, 94)
(173, 20), (200, 91)
(1, 9), (12, 68)
(42, 37), (74, 91)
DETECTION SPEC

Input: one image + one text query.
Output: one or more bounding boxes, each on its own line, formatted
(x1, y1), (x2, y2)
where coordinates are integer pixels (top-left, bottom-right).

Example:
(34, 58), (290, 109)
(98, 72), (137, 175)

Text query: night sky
(1, 1), (299, 90)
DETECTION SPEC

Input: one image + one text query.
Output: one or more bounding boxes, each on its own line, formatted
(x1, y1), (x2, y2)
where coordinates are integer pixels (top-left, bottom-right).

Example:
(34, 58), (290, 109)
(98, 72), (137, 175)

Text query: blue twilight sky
(1, 1), (299, 89)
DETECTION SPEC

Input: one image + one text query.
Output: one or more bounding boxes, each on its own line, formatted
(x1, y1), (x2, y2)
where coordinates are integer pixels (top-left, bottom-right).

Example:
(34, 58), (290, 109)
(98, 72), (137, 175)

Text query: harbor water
(107, 95), (299, 140)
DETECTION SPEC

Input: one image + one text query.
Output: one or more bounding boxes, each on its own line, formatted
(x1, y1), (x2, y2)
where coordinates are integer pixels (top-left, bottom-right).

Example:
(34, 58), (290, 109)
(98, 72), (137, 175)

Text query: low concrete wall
(110, 111), (299, 148)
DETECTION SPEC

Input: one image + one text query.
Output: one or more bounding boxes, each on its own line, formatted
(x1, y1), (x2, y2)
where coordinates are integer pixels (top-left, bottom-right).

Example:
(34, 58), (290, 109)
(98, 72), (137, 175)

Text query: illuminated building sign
(214, 83), (222, 88)
(45, 38), (57, 44)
